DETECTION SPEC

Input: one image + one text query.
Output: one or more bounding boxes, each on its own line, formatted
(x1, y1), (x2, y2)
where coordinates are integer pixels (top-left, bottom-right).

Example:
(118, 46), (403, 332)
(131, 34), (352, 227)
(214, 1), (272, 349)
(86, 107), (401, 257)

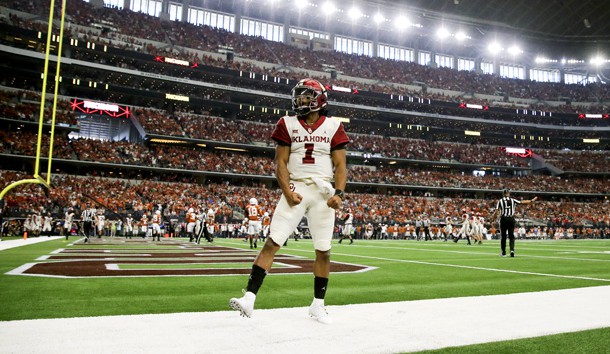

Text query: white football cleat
(229, 290), (256, 318)
(309, 299), (332, 324)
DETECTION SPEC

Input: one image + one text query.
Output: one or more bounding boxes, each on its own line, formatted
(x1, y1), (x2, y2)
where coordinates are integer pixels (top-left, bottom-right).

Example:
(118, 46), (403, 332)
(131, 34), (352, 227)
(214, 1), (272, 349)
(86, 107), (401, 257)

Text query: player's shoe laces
(229, 290), (255, 318)
(309, 299), (332, 324)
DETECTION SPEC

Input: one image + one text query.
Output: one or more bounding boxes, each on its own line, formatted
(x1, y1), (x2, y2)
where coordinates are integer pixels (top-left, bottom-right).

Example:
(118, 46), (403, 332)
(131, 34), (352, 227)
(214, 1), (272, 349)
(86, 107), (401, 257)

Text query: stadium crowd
(2, 129), (609, 193)
(1, 1), (608, 240)
(1, 171), (608, 239)
(2, 0), (610, 112)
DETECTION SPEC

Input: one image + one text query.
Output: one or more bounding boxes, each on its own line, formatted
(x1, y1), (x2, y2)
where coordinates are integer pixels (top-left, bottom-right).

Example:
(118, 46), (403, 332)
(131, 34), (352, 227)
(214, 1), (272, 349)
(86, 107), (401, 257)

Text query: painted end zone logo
(7, 241), (373, 278)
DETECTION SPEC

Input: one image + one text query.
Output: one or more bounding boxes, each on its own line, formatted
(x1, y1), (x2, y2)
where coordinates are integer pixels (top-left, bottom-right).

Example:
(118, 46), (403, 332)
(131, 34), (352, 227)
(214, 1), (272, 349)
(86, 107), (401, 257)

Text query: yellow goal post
(0, 0), (67, 200)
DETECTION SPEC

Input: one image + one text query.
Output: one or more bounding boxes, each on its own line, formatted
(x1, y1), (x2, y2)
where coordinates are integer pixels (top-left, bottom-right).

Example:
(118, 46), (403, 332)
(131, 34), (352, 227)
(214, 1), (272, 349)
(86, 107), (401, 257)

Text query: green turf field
(1, 237), (609, 353)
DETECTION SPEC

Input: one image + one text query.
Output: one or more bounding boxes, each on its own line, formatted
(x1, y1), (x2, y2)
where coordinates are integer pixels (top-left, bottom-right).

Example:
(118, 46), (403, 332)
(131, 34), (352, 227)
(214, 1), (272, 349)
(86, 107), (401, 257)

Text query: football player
(338, 209), (354, 244)
(125, 213), (134, 239)
(245, 198), (263, 249)
(261, 212), (271, 241)
(185, 207), (197, 242)
(230, 78), (348, 324)
(151, 210), (162, 241)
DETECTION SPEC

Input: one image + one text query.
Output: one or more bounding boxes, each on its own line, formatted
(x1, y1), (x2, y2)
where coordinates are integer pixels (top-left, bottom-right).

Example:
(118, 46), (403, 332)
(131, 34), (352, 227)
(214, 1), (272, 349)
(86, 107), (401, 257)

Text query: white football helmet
(249, 198), (258, 205)
(188, 208), (194, 213)
(155, 210), (161, 215)
(263, 212), (269, 217)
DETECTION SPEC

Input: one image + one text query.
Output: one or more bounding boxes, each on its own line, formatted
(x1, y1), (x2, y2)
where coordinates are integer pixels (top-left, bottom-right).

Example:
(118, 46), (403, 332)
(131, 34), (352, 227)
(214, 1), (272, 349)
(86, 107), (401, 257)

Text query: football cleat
(229, 290), (255, 318)
(309, 300), (332, 324)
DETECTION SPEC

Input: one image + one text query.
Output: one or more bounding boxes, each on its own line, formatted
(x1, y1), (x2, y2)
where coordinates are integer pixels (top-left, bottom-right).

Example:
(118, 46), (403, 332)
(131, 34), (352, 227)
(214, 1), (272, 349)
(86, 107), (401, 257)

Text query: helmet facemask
(291, 80), (327, 116)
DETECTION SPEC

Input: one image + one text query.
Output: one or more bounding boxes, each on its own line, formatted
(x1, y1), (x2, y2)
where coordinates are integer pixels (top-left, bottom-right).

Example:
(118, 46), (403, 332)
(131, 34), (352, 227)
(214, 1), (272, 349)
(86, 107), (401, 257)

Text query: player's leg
(500, 222), (508, 256)
(306, 192), (335, 324)
(187, 222), (194, 242)
(230, 192), (304, 317)
(508, 219), (516, 256)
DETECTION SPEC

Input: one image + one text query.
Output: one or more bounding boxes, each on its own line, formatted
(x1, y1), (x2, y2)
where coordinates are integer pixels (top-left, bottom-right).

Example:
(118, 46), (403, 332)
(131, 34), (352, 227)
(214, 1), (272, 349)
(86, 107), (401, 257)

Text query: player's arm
(274, 144), (302, 206)
(328, 147), (347, 209)
(520, 196), (538, 205)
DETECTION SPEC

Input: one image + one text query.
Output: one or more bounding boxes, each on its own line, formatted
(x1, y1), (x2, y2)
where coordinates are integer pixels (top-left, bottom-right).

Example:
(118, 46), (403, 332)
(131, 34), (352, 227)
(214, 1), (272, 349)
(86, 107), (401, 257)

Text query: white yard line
(237, 241), (610, 283)
(0, 285), (609, 353)
(330, 252), (610, 283)
(354, 244), (610, 263)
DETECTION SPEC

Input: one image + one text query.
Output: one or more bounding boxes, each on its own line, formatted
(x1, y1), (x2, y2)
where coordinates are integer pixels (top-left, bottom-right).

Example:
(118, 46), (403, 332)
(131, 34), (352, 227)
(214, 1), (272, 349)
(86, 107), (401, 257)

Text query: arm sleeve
(331, 122), (349, 150)
(271, 117), (291, 146)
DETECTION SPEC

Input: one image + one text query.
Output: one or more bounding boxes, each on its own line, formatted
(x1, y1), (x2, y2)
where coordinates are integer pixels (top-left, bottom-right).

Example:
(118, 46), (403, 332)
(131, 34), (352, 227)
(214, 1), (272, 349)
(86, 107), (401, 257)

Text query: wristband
(334, 189), (344, 199)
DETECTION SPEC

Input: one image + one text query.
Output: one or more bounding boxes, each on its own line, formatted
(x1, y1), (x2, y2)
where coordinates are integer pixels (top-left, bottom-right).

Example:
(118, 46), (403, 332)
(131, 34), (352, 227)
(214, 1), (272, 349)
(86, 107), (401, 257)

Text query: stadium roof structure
(377, 0), (610, 41)
(199, 0), (610, 56)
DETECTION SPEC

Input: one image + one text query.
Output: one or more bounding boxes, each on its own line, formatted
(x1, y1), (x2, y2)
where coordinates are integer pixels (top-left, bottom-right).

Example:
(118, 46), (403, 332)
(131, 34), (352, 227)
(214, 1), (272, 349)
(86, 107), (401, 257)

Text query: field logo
(7, 241), (374, 278)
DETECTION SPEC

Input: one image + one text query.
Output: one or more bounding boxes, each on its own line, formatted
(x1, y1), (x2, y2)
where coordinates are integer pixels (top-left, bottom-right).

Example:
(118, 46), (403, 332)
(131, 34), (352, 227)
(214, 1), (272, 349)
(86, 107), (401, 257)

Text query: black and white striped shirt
(81, 208), (96, 222)
(496, 197), (521, 217)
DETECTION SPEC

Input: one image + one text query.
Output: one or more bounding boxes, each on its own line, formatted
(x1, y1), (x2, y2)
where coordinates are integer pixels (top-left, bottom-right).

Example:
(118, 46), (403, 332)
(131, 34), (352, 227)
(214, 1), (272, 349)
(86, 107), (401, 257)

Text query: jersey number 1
(302, 143), (315, 164)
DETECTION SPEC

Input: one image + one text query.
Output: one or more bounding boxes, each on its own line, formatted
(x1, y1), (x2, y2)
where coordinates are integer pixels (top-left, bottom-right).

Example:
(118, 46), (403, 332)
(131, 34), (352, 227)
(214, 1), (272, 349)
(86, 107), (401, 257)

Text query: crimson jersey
(271, 115), (349, 180)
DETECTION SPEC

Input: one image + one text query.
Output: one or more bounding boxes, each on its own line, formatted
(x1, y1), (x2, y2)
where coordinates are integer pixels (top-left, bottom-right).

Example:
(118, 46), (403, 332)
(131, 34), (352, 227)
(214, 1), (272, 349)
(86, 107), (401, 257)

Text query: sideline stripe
(0, 236), (63, 251)
(0, 285), (609, 353)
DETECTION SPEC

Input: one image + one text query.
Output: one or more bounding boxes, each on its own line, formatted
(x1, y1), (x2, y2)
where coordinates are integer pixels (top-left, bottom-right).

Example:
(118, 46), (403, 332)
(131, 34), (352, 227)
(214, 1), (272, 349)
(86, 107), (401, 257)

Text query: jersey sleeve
(271, 117), (291, 146)
(331, 122), (349, 150)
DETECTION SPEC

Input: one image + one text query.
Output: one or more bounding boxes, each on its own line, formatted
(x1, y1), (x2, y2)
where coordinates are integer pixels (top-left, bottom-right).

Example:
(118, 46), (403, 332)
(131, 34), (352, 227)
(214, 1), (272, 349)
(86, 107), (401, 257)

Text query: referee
(81, 205), (96, 238)
(491, 189), (537, 257)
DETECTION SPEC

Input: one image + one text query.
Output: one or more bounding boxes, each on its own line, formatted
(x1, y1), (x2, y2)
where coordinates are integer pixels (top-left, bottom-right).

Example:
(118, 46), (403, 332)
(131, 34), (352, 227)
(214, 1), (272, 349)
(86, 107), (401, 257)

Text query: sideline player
(186, 207), (197, 242)
(261, 212), (271, 241)
(441, 215), (453, 242)
(124, 213), (134, 238)
(63, 207), (75, 240)
(338, 209), (354, 244)
(453, 213), (472, 245)
(230, 78), (348, 324)
(151, 210), (162, 241)
(245, 198), (263, 249)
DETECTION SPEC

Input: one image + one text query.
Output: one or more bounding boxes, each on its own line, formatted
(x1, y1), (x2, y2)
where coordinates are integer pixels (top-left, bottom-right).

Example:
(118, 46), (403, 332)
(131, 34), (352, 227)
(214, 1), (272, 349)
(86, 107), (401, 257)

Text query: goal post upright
(0, 0), (67, 200)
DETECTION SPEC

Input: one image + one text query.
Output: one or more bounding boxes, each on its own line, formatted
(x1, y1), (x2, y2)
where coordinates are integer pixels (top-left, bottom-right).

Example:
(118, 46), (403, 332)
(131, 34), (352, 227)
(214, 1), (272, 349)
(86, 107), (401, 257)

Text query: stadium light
(487, 41), (502, 54)
(323, 1), (337, 14)
(590, 56), (606, 66)
(294, 0), (307, 10)
(535, 57), (557, 64)
(348, 7), (362, 20)
(436, 27), (450, 40)
(373, 13), (385, 24)
(394, 15), (409, 30)
(508, 45), (522, 56)
(455, 31), (469, 41)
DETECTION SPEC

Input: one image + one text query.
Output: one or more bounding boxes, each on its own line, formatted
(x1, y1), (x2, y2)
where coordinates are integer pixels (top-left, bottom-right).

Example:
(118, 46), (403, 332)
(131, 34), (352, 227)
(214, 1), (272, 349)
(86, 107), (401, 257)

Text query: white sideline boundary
(0, 236), (63, 251)
(1, 285), (609, 353)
